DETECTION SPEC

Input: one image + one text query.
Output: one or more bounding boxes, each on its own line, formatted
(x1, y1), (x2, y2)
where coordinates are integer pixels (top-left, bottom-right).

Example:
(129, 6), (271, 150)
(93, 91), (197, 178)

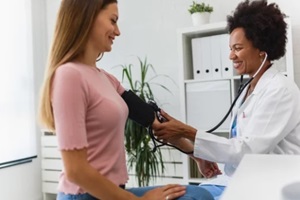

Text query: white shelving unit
(41, 131), (61, 200)
(177, 20), (294, 184)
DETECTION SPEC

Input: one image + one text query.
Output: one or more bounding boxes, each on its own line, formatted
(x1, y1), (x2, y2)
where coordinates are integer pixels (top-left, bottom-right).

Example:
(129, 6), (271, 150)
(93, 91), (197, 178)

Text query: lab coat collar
(232, 67), (279, 119)
(250, 67), (279, 95)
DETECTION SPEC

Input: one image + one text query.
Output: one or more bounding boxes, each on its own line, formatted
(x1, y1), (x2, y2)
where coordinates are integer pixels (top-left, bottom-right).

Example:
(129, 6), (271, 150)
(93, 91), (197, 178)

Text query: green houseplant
(188, 1), (213, 26)
(120, 56), (173, 186)
(188, 1), (213, 14)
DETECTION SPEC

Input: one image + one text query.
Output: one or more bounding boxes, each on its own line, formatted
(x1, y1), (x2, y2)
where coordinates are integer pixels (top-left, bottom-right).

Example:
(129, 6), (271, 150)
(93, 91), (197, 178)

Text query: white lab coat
(194, 68), (300, 185)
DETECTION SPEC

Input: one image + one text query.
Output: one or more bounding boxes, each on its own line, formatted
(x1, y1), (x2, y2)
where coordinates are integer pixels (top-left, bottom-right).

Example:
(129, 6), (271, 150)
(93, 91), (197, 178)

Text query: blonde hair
(39, 0), (117, 130)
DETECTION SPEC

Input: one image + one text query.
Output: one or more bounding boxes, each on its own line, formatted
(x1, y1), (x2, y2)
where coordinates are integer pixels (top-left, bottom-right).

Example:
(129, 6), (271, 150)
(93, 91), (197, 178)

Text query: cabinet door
(185, 80), (232, 131)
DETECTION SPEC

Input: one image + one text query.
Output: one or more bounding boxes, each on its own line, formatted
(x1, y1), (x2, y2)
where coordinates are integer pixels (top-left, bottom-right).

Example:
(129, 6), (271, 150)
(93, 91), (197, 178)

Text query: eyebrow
(231, 43), (243, 48)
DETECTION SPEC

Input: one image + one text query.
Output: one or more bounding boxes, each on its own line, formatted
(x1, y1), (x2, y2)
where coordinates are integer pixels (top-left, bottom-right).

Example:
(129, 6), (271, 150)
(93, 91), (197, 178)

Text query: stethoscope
(206, 52), (268, 133)
(149, 53), (268, 154)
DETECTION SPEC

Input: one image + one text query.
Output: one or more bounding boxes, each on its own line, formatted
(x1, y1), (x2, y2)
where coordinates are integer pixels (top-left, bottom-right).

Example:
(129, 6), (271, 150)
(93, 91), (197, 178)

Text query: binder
(210, 35), (222, 78)
(220, 34), (233, 78)
(201, 36), (212, 78)
(192, 38), (205, 79)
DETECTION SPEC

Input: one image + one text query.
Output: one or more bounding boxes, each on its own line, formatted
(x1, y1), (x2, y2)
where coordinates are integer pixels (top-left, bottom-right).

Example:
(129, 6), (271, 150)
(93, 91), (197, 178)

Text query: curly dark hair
(227, 0), (287, 61)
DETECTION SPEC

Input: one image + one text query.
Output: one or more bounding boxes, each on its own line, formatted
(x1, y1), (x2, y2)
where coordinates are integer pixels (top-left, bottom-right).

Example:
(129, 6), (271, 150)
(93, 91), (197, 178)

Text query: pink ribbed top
(51, 62), (128, 194)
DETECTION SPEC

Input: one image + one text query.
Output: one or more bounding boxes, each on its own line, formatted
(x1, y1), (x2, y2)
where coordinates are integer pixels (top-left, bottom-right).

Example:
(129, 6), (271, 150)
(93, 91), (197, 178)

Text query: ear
(259, 52), (265, 57)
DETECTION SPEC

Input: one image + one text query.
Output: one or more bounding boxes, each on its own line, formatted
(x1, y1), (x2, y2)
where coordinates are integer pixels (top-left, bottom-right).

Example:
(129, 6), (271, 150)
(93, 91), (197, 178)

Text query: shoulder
(101, 69), (119, 82)
(100, 69), (125, 94)
(260, 68), (296, 92)
(52, 62), (88, 90)
(55, 62), (82, 77)
(270, 72), (299, 94)
(54, 62), (89, 83)
(258, 71), (300, 106)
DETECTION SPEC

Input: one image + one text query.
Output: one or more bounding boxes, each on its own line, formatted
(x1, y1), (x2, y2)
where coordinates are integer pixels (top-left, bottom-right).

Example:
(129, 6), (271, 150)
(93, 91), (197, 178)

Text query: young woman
(39, 0), (214, 200)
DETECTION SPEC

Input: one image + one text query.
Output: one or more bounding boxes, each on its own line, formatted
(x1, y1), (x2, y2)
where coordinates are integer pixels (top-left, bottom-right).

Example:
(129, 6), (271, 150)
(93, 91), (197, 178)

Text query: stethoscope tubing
(206, 76), (253, 133)
(206, 53), (268, 133)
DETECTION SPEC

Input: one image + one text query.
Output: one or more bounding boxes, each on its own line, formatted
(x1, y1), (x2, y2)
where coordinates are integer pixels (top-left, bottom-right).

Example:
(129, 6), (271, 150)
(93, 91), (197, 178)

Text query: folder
(201, 36), (212, 78)
(210, 35), (222, 78)
(192, 38), (205, 79)
(220, 34), (233, 78)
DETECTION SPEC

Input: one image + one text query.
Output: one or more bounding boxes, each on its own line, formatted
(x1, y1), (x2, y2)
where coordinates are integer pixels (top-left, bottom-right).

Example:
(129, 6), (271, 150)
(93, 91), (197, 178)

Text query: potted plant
(120, 56), (174, 186)
(188, 1), (213, 26)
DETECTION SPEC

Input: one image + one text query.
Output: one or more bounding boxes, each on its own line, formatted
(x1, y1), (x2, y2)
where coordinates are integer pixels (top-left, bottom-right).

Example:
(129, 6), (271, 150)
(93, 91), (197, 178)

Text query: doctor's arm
(153, 110), (197, 142)
(194, 85), (296, 166)
(152, 111), (221, 178)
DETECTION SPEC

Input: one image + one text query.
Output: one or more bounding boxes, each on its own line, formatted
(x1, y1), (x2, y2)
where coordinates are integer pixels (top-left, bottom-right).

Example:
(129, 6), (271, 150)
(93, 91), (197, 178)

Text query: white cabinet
(177, 20), (294, 184)
(41, 131), (61, 200)
(185, 80), (231, 131)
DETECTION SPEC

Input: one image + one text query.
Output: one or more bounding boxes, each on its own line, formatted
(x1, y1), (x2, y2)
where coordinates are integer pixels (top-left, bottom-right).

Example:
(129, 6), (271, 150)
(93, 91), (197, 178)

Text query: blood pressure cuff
(121, 90), (155, 127)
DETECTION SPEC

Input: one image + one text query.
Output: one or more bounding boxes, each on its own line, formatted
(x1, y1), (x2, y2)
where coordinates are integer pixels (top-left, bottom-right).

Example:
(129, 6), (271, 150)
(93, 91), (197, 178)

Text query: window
(0, 1), (36, 167)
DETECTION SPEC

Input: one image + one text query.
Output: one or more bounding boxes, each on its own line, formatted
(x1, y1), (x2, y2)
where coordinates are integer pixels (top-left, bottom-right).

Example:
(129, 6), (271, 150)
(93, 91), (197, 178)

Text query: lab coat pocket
(237, 107), (252, 135)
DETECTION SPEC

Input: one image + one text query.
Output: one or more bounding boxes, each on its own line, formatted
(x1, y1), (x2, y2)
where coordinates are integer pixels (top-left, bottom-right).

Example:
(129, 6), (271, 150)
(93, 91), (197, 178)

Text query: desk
(220, 154), (300, 200)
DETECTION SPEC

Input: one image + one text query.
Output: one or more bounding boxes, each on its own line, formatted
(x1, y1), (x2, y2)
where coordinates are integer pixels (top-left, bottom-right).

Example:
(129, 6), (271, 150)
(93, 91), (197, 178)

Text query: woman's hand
(141, 184), (186, 200)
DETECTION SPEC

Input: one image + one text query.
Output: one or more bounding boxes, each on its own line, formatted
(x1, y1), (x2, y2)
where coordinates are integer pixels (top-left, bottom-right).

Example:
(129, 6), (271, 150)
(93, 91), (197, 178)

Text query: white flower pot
(191, 12), (210, 26)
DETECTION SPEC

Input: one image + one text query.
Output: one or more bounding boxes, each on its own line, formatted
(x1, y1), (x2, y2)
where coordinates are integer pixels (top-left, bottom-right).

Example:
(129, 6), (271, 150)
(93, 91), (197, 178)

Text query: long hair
(39, 0), (117, 130)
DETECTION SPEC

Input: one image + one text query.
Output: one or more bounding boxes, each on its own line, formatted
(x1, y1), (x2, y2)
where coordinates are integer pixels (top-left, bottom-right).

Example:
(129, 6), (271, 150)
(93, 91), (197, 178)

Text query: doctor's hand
(152, 110), (197, 142)
(193, 158), (222, 178)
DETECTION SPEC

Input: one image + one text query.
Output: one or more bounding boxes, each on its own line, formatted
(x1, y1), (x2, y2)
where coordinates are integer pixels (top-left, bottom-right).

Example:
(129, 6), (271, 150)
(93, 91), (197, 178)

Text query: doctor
(153, 0), (300, 199)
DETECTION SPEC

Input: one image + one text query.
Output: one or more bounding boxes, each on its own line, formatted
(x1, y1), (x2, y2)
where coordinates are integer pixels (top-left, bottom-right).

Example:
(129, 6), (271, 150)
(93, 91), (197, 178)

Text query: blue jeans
(199, 185), (226, 200)
(128, 185), (214, 200)
(57, 185), (214, 200)
(57, 192), (97, 200)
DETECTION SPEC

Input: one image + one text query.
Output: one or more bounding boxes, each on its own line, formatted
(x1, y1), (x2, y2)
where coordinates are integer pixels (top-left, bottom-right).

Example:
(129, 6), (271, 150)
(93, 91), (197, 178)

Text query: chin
(235, 68), (248, 76)
(235, 70), (243, 75)
(103, 47), (112, 52)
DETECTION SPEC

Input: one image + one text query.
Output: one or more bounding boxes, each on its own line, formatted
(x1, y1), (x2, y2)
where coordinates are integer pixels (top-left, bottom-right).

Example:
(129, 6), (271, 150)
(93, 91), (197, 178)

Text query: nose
(229, 49), (237, 60)
(114, 25), (121, 36)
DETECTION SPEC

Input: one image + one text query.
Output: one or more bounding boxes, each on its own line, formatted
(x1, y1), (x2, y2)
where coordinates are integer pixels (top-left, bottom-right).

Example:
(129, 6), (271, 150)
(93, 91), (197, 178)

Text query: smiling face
(88, 3), (120, 54)
(229, 27), (262, 77)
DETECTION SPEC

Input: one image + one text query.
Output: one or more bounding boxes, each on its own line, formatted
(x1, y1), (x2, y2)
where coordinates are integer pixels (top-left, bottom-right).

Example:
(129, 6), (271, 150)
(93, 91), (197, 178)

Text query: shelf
(184, 77), (231, 83)
(178, 21), (227, 37)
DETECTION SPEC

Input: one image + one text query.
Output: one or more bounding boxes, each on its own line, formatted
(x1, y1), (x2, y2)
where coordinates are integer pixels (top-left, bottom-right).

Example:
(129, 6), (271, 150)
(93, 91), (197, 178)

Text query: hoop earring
(96, 53), (104, 62)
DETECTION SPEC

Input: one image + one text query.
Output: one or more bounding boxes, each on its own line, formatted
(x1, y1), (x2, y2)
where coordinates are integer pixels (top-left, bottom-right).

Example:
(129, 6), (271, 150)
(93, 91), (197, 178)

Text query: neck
(75, 54), (97, 68)
(75, 45), (101, 67)
(249, 61), (272, 91)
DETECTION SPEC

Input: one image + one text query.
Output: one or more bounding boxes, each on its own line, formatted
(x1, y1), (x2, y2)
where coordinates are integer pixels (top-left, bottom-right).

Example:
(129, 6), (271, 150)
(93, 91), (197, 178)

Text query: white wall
(0, 1), (47, 200)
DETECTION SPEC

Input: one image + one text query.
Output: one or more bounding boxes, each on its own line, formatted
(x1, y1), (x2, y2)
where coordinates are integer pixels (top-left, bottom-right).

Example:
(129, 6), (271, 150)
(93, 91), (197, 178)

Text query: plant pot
(191, 12), (210, 26)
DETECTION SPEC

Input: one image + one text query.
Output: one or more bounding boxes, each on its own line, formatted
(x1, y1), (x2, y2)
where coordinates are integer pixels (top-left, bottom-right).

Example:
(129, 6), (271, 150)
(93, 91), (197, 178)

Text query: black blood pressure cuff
(121, 90), (155, 127)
